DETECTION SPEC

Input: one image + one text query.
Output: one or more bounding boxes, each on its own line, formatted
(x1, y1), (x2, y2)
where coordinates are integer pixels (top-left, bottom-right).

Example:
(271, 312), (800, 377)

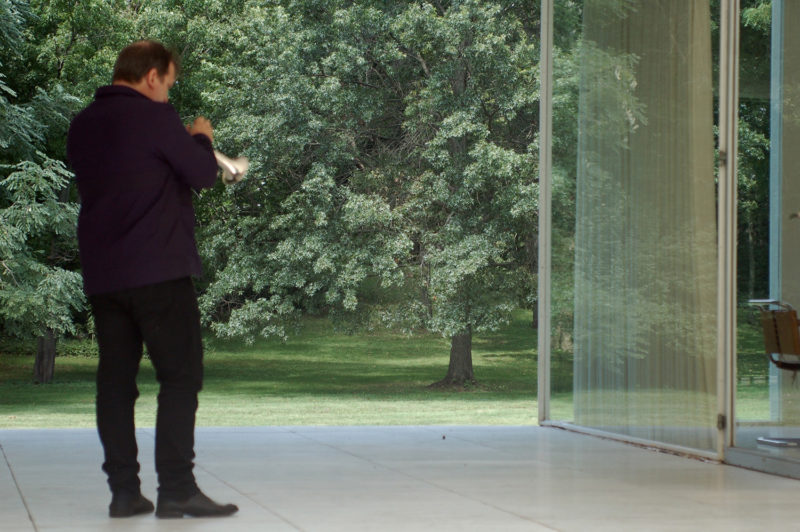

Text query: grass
(0, 307), (777, 429)
(736, 307), (772, 421)
(0, 311), (540, 428)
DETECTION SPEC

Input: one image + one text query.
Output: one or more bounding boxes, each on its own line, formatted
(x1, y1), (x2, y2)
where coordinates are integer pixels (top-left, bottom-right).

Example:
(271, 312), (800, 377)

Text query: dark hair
(112, 40), (179, 83)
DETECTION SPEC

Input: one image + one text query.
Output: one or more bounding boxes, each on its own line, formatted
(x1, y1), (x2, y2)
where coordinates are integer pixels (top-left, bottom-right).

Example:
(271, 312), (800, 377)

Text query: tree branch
(389, 33), (431, 78)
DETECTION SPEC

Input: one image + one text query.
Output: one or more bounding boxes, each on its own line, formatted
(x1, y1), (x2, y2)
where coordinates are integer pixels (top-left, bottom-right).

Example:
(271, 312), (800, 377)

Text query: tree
(383, 1), (539, 385)
(0, 0), (85, 382)
(0, 160), (84, 382)
(8, 0), (542, 387)
(195, 0), (539, 386)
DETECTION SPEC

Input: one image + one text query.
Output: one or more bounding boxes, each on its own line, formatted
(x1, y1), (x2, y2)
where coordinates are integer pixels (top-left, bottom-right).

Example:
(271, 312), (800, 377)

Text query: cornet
(214, 150), (249, 184)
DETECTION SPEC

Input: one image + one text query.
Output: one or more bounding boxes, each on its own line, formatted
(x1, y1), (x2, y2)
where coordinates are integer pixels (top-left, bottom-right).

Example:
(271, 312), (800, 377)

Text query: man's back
(68, 85), (217, 295)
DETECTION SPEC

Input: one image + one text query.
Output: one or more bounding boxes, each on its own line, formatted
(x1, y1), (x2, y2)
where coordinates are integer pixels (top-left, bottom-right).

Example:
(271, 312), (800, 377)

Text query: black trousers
(90, 277), (203, 499)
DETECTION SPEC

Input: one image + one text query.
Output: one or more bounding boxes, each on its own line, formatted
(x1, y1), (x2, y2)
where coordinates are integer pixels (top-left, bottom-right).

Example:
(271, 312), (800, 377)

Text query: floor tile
(1, 426), (799, 531)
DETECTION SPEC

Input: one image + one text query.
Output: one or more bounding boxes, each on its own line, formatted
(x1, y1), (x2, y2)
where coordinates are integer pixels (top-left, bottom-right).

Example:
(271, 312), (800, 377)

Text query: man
(67, 40), (238, 519)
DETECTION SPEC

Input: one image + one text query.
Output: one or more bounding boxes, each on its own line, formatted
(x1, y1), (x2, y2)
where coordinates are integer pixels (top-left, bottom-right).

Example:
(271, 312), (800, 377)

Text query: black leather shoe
(109, 492), (155, 518)
(156, 491), (238, 518)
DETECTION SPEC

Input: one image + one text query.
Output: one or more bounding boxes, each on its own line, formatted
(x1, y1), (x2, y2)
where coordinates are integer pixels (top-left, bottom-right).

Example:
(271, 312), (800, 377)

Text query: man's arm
(158, 107), (218, 189)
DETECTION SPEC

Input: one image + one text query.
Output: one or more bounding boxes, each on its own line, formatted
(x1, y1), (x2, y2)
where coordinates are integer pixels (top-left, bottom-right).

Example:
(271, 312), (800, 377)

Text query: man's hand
(187, 116), (214, 143)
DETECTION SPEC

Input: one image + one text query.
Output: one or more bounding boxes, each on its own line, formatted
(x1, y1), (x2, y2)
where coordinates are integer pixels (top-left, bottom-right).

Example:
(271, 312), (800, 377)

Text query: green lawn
(0, 311), (540, 428)
(0, 308), (776, 428)
(736, 308), (772, 421)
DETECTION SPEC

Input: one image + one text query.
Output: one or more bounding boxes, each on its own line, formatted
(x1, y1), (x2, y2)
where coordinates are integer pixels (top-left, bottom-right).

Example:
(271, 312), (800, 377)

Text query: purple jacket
(67, 85), (218, 295)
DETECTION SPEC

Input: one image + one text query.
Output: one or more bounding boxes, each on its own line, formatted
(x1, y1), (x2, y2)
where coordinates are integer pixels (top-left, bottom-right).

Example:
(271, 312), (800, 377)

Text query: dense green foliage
(738, 0), (771, 300)
(187, 1), (540, 385)
(0, 0), (776, 385)
(0, 0), (84, 343)
(2, 0), (542, 384)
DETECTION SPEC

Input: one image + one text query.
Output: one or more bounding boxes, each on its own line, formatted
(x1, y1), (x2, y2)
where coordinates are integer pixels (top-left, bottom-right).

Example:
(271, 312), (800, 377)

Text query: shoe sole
(109, 505), (154, 518)
(156, 510), (237, 519)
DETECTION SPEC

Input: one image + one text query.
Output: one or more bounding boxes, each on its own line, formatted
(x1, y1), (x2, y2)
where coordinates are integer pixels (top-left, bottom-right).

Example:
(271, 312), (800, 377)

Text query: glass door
(731, 0), (800, 476)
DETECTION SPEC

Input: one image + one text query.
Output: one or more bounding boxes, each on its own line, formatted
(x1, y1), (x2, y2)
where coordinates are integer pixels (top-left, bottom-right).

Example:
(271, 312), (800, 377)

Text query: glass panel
(735, 0), (800, 456)
(549, 0), (583, 422)
(550, 0), (719, 452)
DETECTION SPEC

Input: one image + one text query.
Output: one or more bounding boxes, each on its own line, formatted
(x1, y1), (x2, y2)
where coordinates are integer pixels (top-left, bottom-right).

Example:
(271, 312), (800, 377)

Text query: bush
(0, 337), (97, 358)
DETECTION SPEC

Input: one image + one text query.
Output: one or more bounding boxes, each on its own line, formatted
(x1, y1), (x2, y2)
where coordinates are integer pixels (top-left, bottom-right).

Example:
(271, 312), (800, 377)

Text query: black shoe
(109, 492), (155, 518)
(156, 491), (238, 518)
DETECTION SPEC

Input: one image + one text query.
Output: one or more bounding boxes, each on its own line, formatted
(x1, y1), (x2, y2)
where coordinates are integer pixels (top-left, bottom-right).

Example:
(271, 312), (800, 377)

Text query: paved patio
(1, 425), (798, 531)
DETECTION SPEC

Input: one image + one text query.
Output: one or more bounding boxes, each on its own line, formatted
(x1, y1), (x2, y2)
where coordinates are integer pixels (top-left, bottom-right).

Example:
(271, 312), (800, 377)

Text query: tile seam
(0, 441), (38, 531)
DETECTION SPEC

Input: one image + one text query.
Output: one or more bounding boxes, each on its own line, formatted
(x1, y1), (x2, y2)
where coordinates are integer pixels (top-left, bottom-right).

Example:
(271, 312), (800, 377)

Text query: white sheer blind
(573, 0), (717, 451)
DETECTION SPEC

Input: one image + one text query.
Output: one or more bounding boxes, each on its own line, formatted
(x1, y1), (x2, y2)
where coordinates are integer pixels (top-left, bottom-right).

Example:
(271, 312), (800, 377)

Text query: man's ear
(144, 67), (160, 88)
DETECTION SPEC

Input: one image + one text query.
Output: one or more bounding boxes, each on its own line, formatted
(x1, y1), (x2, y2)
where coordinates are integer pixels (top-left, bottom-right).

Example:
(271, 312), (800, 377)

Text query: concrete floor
(1, 425), (799, 531)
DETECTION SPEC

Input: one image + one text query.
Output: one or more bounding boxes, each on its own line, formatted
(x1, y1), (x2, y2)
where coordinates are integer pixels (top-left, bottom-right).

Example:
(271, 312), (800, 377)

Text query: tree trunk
(527, 233), (538, 329)
(432, 329), (475, 387)
(34, 328), (56, 384)
(747, 220), (756, 300)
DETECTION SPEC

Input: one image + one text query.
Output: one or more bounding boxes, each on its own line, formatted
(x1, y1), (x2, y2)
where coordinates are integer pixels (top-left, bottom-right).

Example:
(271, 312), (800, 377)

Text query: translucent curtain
(774, 1), (800, 427)
(573, 0), (717, 451)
